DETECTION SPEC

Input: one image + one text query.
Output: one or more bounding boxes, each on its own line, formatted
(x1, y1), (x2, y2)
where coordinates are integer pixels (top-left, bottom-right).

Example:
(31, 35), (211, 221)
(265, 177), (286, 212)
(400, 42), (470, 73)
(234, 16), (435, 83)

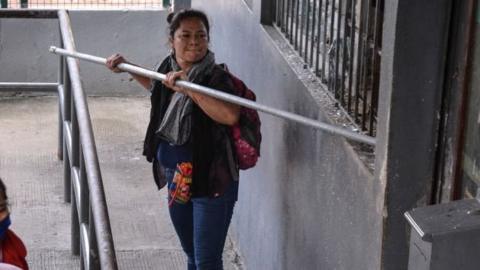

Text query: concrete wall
(190, 1), (383, 269)
(0, 10), (170, 96)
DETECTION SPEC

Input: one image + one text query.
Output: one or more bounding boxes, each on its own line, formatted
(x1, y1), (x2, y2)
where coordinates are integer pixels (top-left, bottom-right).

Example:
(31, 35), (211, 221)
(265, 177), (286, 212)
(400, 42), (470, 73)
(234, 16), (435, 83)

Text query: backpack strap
(217, 63), (250, 98)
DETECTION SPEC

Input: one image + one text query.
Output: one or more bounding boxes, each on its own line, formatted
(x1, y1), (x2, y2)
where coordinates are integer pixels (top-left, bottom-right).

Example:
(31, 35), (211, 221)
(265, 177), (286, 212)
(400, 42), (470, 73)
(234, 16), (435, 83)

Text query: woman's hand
(162, 71), (188, 93)
(106, 53), (128, 73)
(162, 70), (240, 125)
(105, 53), (152, 90)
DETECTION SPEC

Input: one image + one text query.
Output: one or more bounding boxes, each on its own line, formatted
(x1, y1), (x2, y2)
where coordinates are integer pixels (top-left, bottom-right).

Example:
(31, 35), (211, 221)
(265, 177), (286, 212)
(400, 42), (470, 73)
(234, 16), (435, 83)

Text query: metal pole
(79, 152), (89, 224)
(71, 98), (81, 256)
(58, 92), (64, 160)
(49, 46), (376, 146)
(79, 151), (89, 268)
(58, 10), (118, 270)
(63, 135), (72, 202)
(71, 172), (80, 256)
(0, 82), (58, 92)
(71, 86), (79, 167)
(58, 35), (65, 161)
(304, 0), (311, 62)
(63, 58), (72, 204)
(89, 207), (100, 270)
(294, 0), (300, 50)
(287, 0), (292, 43)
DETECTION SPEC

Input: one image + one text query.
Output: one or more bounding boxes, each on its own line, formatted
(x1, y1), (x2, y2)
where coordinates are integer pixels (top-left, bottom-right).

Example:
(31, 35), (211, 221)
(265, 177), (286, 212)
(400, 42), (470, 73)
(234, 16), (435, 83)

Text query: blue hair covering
(0, 215), (11, 240)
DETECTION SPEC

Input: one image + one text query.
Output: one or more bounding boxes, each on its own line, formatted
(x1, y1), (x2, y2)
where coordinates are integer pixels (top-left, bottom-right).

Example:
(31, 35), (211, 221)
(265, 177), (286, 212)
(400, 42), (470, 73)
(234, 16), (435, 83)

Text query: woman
(106, 9), (241, 270)
(0, 178), (28, 270)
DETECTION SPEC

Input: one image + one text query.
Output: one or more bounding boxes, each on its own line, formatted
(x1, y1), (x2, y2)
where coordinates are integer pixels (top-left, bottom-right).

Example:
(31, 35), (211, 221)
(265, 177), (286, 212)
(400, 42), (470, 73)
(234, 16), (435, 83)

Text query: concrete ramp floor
(0, 96), (244, 270)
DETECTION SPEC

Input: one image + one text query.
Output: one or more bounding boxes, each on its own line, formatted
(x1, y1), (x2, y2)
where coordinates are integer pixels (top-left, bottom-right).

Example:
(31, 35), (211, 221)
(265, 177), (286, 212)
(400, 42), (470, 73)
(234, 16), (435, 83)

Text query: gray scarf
(156, 51), (216, 145)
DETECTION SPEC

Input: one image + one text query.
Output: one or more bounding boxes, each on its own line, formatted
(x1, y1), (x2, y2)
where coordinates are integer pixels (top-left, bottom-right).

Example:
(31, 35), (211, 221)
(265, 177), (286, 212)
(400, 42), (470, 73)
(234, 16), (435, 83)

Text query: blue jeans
(164, 168), (238, 270)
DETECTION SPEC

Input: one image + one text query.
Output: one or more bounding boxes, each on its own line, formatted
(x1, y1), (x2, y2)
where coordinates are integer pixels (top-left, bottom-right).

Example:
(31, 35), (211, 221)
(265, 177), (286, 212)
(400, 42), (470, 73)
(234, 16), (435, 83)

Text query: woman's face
(170, 17), (209, 69)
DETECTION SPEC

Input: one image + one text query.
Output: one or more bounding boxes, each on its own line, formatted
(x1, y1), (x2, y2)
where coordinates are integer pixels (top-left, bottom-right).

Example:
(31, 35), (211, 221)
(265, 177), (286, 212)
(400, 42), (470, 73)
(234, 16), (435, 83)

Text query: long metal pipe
(0, 82), (58, 92)
(49, 46), (376, 146)
(58, 10), (118, 270)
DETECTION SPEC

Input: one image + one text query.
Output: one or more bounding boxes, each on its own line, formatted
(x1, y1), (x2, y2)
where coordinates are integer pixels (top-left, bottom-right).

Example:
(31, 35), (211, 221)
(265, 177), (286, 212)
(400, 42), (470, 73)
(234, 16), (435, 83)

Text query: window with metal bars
(0, 0), (168, 9)
(273, 0), (383, 136)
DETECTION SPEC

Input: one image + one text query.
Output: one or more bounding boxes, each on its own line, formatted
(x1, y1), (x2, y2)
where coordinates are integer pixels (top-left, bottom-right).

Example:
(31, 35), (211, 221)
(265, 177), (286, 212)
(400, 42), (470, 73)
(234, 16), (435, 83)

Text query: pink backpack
(224, 68), (262, 170)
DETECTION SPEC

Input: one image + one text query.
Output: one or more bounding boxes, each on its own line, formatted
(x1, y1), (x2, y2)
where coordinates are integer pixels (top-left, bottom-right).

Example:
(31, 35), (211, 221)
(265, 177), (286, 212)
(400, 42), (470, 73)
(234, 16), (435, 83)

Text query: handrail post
(89, 208), (100, 270)
(80, 152), (89, 224)
(71, 180), (80, 256)
(71, 95), (81, 256)
(79, 152), (92, 268)
(63, 138), (72, 204)
(63, 57), (72, 203)
(58, 35), (64, 161)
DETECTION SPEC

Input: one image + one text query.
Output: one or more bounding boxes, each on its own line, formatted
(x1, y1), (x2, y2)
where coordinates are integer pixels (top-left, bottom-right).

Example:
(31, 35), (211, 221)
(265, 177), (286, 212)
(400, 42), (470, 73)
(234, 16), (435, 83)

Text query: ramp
(0, 96), (243, 269)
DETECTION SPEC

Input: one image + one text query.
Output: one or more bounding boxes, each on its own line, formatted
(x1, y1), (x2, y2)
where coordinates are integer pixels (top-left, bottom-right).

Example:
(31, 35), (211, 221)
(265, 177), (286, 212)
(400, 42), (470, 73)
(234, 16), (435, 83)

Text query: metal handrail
(48, 47), (377, 146)
(0, 82), (58, 91)
(0, 9), (118, 270)
(58, 9), (118, 270)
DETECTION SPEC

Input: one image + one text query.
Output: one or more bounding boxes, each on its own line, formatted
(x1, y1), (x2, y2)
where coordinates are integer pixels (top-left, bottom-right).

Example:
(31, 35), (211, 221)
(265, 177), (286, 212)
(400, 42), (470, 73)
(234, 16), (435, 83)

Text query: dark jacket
(143, 56), (239, 197)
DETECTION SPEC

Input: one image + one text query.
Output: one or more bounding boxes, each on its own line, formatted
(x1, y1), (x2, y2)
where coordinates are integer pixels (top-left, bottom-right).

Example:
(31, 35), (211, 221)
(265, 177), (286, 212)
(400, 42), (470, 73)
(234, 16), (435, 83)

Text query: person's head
(167, 9), (210, 69)
(0, 178), (8, 217)
(0, 178), (10, 239)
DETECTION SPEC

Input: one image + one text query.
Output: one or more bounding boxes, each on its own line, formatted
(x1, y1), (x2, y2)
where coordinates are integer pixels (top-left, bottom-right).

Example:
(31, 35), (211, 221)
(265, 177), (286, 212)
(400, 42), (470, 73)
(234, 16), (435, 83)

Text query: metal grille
(274, 0), (383, 136)
(0, 0), (168, 9)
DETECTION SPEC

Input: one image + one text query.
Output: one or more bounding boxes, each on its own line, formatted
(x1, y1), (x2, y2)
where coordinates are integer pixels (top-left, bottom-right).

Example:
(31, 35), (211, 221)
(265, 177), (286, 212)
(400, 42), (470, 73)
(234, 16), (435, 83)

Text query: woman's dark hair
(167, 9), (210, 40)
(0, 178), (7, 204)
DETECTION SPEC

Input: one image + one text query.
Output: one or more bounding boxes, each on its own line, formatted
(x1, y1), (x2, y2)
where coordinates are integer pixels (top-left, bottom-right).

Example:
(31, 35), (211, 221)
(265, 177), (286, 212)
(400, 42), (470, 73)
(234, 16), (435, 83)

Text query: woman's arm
(163, 71), (241, 126)
(129, 73), (152, 90)
(187, 90), (240, 125)
(106, 54), (152, 90)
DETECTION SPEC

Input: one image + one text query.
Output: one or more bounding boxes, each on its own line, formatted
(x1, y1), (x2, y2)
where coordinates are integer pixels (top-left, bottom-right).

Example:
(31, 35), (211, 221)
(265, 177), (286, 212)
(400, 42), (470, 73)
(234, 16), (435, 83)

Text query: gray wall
(191, 1), (383, 269)
(0, 10), (170, 96)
